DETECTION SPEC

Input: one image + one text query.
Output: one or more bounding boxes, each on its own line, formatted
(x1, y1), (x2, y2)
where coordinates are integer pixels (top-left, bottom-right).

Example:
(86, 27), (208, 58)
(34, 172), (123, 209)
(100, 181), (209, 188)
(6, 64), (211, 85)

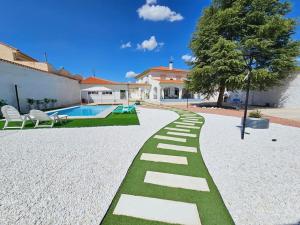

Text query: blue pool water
(48, 105), (111, 117)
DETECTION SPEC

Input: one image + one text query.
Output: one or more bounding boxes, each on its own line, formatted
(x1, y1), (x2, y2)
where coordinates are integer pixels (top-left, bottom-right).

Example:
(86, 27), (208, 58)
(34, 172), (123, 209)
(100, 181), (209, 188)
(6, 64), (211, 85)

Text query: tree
(189, 0), (300, 107)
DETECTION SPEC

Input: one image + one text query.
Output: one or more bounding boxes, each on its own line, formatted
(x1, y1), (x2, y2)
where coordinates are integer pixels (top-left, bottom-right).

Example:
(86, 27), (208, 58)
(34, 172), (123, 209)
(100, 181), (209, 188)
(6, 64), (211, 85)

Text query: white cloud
(182, 54), (196, 63)
(137, 36), (163, 51)
(120, 42), (132, 49)
(137, 0), (183, 22)
(126, 71), (138, 78)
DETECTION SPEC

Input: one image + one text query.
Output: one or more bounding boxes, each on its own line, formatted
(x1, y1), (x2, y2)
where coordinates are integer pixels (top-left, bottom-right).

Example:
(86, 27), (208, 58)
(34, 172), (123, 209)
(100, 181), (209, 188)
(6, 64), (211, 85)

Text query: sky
(0, 0), (299, 81)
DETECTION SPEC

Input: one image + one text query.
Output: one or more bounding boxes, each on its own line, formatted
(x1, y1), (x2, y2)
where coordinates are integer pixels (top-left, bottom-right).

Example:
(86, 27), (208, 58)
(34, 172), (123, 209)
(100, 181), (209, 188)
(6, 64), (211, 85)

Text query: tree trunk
(217, 85), (225, 107)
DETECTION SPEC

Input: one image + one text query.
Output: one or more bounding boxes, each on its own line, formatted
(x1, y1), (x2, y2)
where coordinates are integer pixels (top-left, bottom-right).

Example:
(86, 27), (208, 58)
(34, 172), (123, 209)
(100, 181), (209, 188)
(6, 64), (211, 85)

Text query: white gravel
(200, 113), (300, 225)
(0, 107), (178, 225)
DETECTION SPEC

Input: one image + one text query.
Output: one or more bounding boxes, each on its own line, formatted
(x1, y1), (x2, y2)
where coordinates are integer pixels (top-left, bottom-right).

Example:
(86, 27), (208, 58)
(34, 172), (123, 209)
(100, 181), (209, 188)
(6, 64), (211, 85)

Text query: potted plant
(242, 110), (269, 129)
(27, 98), (35, 110)
(43, 98), (50, 109)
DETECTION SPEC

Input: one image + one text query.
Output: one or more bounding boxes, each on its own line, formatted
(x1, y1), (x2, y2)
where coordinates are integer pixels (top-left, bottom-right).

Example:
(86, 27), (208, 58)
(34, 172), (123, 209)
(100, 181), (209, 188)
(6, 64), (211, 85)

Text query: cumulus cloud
(120, 42), (132, 49)
(137, 36), (163, 51)
(182, 54), (196, 63)
(126, 71), (138, 78)
(137, 0), (183, 22)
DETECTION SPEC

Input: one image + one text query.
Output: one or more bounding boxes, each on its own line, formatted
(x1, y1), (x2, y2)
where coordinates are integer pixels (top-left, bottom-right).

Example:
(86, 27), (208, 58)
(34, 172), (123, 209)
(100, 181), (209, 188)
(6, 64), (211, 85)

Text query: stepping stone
(182, 120), (203, 124)
(167, 131), (197, 138)
(144, 171), (210, 192)
(174, 122), (196, 126)
(164, 127), (191, 132)
(176, 125), (200, 129)
(140, 153), (188, 165)
(113, 194), (202, 225)
(181, 118), (199, 121)
(157, 143), (197, 153)
(154, 135), (186, 143)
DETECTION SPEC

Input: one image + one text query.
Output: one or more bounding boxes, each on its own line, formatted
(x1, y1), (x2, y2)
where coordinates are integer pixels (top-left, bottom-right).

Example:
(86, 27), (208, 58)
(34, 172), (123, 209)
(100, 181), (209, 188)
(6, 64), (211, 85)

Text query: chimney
(169, 58), (173, 70)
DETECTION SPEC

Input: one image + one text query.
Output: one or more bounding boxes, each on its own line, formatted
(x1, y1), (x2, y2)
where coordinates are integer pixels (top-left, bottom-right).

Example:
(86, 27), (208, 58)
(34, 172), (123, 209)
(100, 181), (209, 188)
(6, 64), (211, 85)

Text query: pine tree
(189, 0), (300, 107)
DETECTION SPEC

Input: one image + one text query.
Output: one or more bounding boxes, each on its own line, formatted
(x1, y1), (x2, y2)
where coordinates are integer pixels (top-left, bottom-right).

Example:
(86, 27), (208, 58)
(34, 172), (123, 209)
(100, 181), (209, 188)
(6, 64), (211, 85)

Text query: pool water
(48, 105), (111, 117)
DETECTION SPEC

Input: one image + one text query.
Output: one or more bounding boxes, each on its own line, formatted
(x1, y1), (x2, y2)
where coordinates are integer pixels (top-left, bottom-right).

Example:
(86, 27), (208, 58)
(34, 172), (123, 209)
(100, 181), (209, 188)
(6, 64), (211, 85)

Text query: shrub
(249, 110), (262, 118)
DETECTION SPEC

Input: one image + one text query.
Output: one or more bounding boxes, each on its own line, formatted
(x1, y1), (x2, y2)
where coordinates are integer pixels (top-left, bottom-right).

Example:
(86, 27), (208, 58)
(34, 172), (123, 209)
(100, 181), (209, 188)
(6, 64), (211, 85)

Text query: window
(102, 91), (112, 95)
(88, 91), (99, 94)
(120, 90), (126, 99)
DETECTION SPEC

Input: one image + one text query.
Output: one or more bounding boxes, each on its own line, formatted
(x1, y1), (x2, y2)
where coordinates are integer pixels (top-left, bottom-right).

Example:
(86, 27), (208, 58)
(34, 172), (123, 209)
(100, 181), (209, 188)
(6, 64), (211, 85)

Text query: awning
(81, 86), (112, 92)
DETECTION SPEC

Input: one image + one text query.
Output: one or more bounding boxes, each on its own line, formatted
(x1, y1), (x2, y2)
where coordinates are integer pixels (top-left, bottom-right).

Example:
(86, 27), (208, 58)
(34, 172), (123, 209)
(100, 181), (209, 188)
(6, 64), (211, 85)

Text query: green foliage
(190, 0), (300, 100)
(249, 110), (262, 118)
(0, 99), (7, 107)
(27, 98), (35, 105)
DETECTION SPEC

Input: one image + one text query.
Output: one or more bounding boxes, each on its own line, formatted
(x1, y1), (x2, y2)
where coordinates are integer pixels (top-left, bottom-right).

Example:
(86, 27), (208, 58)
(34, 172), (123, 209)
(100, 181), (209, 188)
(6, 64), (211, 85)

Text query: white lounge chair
(29, 110), (67, 128)
(1, 105), (29, 130)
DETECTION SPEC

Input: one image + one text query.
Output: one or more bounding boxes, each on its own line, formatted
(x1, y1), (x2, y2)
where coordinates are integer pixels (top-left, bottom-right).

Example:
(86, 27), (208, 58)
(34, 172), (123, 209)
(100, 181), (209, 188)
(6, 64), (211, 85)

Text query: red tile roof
(136, 66), (189, 79)
(159, 79), (185, 84)
(80, 77), (119, 85)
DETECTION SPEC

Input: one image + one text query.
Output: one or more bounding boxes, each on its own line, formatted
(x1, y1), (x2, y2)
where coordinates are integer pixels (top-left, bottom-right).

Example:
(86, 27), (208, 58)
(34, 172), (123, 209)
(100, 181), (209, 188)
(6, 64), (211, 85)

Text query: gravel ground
(200, 113), (300, 225)
(0, 107), (178, 225)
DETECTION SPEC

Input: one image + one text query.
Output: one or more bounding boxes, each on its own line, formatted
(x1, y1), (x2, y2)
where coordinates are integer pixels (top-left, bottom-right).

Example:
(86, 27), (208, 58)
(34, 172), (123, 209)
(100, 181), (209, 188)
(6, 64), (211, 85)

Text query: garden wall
(0, 60), (81, 112)
(229, 72), (300, 108)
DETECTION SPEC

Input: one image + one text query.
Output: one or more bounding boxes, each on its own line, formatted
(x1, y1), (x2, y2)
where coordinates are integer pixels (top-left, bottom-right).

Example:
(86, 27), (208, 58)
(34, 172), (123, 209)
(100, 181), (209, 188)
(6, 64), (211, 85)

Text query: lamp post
(241, 47), (259, 140)
(184, 78), (191, 109)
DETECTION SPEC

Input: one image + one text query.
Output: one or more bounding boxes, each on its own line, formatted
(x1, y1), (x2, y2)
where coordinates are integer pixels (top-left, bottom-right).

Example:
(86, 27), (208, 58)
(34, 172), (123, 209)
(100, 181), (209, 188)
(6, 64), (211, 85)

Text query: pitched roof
(159, 79), (185, 84)
(136, 66), (189, 79)
(80, 77), (120, 85)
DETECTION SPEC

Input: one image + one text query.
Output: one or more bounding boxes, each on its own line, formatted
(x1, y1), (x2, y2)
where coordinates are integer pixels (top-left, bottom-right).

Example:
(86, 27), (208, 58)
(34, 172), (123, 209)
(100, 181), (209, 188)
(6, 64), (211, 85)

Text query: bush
(249, 110), (262, 118)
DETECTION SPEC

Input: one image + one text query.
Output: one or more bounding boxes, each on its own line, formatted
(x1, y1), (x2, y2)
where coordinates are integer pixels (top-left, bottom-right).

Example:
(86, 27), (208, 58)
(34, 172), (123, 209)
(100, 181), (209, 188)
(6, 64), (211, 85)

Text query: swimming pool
(47, 105), (113, 118)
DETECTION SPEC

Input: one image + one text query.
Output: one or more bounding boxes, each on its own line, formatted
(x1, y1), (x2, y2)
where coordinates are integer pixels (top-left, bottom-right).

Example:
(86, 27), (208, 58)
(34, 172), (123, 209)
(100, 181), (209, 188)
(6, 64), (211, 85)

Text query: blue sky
(0, 0), (299, 81)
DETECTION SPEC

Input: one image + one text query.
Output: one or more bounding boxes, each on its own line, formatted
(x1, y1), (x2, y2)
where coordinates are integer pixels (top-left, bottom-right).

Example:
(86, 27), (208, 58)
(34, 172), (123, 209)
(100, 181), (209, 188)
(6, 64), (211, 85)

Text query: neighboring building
(80, 77), (149, 104)
(135, 61), (201, 103)
(0, 42), (82, 112)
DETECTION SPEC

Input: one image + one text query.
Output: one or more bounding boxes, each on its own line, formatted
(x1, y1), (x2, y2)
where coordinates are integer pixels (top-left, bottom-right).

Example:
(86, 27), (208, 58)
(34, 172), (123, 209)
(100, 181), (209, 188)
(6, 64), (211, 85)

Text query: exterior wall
(229, 72), (300, 108)
(0, 44), (15, 61)
(0, 60), (81, 112)
(80, 84), (129, 104)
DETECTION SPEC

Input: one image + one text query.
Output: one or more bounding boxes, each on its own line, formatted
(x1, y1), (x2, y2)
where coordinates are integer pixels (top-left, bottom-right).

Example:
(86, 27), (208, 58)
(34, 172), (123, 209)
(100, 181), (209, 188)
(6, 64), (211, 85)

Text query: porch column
(157, 87), (161, 100)
(179, 88), (183, 99)
(161, 87), (164, 99)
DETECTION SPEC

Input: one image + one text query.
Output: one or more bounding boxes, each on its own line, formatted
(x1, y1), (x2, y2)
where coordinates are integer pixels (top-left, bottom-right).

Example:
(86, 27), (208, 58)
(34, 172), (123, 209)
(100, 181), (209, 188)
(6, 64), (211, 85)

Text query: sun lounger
(1, 105), (30, 129)
(29, 110), (67, 128)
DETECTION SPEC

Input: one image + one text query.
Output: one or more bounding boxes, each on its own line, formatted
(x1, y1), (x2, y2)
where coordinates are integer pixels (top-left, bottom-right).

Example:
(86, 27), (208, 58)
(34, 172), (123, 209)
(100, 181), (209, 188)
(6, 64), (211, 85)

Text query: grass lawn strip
(0, 112), (139, 129)
(101, 109), (235, 225)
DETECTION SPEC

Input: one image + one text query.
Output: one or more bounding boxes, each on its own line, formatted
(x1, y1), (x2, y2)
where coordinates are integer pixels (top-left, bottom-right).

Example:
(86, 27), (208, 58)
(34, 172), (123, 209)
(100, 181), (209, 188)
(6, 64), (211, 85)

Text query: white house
(134, 61), (201, 103)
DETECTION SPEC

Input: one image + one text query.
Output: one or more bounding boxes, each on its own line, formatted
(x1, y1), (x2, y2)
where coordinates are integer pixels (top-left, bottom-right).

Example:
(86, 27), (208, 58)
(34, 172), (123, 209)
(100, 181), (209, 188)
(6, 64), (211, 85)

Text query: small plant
(249, 110), (262, 118)
(35, 99), (42, 109)
(27, 98), (35, 109)
(50, 99), (57, 108)
(0, 99), (7, 107)
(43, 98), (50, 109)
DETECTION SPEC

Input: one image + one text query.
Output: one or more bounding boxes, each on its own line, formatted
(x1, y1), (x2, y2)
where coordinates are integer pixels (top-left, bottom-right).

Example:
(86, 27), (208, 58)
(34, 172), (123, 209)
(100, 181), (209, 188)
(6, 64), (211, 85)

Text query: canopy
(81, 86), (112, 92)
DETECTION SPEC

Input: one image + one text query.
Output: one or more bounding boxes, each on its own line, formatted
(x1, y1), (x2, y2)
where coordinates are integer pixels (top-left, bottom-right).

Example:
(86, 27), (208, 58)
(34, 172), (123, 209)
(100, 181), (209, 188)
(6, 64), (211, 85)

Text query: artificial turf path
(101, 109), (235, 225)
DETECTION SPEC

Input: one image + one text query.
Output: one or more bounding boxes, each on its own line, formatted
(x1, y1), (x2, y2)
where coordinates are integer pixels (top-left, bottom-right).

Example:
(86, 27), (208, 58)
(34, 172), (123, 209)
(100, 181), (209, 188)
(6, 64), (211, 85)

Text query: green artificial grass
(101, 109), (235, 225)
(0, 112), (139, 129)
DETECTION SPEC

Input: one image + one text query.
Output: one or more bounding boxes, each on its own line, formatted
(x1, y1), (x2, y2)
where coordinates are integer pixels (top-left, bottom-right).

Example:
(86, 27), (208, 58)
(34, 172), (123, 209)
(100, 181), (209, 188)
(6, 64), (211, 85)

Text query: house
(135, 61), (201, 103)
(80, 77), (149, 104)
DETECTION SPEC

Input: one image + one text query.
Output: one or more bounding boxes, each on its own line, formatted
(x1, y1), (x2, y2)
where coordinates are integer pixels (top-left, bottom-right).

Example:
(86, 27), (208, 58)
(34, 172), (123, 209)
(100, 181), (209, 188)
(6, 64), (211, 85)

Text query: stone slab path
(101, 108), (235, 225)
(144, 171), (210, 191)
(113, 194), (202, 225)
(140, 153), (188, 165)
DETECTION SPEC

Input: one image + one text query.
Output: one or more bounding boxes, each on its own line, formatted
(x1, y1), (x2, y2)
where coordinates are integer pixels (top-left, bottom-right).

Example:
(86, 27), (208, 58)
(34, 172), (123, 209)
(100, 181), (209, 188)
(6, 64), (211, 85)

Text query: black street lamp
(241, 47), (259, 140)
(184, 78), (191, 109)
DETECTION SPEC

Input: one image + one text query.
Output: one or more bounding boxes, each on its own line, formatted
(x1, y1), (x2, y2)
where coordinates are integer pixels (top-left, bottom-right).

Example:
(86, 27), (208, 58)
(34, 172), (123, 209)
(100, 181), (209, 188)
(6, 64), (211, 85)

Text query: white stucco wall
(0, 61), (81, 112)
(229, 72), (300, 108)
